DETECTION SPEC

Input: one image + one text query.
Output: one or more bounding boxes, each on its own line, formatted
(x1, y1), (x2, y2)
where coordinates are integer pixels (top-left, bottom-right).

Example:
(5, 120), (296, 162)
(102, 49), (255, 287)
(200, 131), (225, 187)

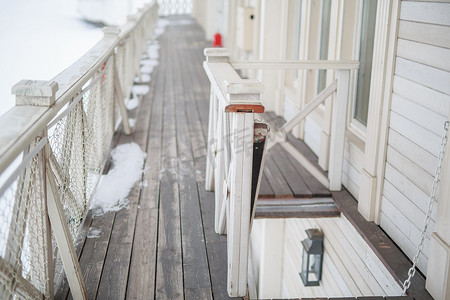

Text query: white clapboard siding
(381, 191), (435, 254)
(397, 38), (450, 72)
(395, 57), (450, 95)
(380, 210), (429, 273)
(391, 94), (448, 137)
(341, 139), (363, 199)
(398, 20), (450, 49)
(384, 163), (436, 219)
(381, 1), (450, 276)
(386, 146), (434, 195)
(283, 96), (299, 124)
(304, 116), (321, 155)
(388, 129), (438, 176)
(400, 1), (450, 26)
(392, 76), (450, 118)
(389, 111), (441, 155)
(383, 179), (437, 229)
(264, 217), (404, 298)
(342, 158), (360, 199)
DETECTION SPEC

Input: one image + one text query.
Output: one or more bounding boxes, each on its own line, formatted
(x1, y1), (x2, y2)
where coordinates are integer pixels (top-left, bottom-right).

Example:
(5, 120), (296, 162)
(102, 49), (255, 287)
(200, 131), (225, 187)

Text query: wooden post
(205, 88), (216, 191)
(203, 50), (265, 297)
(227, 112), (254, 297)
(104, 27), (132, 135)
(45, 145), (87, 300)
(214, 103), (226, 234)
(328, 69), (350, 191)
(12, 80), (58, 107)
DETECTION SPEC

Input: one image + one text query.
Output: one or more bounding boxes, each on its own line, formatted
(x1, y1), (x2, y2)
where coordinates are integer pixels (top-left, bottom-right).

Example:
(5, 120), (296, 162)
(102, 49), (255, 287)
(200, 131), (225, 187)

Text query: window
(285, 0), (302, 86)
(317, 0), (331, 93)
(354, 0), (377, 126)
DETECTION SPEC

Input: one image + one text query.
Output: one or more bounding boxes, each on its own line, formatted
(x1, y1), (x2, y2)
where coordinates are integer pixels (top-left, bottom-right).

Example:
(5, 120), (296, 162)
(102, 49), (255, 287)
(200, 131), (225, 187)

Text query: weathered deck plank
(155, 24), (183, 299)
(126, 30), (164, 299)
(59, 15), (335, 300)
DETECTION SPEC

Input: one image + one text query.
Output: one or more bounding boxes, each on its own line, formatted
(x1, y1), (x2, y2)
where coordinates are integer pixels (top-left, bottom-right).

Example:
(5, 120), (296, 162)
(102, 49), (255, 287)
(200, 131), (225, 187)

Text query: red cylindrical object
(213, 33), (222, 47)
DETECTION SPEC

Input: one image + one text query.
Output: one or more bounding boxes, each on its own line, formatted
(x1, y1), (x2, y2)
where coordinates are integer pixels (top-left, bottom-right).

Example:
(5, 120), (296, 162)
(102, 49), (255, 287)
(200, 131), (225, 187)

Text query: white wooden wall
(249, 217), (403, 299)
(380, 0), (450, 275)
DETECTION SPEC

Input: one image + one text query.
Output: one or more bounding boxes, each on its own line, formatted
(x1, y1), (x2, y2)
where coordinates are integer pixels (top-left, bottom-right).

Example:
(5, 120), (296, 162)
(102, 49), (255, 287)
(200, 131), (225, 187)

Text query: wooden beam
(328, 70), (351, 191)
(229, 60), (360, 70)
(45, 146), (87, 300)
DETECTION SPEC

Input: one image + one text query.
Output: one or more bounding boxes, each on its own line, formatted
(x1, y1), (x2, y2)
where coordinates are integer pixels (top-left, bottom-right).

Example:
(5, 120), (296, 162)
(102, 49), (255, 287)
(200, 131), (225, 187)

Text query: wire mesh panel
(0, 139), (51, 299)
(0, 3), (159, 298)
(158, 0), (192, 16)
(48, 57), (115, 241)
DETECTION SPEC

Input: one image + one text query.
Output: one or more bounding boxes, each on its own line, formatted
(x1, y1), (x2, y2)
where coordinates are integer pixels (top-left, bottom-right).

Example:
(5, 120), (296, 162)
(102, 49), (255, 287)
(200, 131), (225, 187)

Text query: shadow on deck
(56, 15), (338, 300)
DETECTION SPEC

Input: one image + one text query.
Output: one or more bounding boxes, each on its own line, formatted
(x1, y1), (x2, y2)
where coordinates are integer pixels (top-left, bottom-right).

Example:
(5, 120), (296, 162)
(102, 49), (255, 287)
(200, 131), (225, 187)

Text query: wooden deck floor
(56, 15), (334, 300)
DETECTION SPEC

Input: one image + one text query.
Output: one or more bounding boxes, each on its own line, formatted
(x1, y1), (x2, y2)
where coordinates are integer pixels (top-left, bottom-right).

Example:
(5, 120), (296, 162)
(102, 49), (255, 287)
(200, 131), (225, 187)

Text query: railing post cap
(103, 27), (121, 37)
(12, 80), (59, 107)
(225, 80), (264, 94)
(204, 48), (229, 62)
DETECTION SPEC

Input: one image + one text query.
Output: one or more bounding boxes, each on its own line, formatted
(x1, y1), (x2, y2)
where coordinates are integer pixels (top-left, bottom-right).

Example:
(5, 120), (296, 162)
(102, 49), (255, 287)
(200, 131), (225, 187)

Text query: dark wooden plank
(271, 144), (312, 198)
(258, 172), (275, 199)
(332, 190), (431, 300)
(94, 123), (151, 296)
(261, 111), (330, 197)
(280, 144), (331, 197)
(94, 21), (159, 296)
(286, 132), (323, 173)
(155, 23), (183, 299)
(69, 213), (114, 300)
(182, 20), (241, 300)
(126, 32), (164, 299)
(174, 24), (213, 298)
(263, 154), (294, 198)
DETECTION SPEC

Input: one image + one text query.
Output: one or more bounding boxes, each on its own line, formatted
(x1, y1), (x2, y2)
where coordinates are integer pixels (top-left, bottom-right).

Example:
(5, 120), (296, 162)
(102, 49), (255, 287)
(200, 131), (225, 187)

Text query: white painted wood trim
(230, 60), (359, 70)
(372, 0), (401, 224)
(205, 88), (216, 191)
(358, 0), (401, 222)
(329, 70), (351, 191)
(214, 105), (226, 234)
(280, 80), (338, 135)
(45, 145), (87, 300)
(227, 113), (253, 297)
(114, 62), (132, 135)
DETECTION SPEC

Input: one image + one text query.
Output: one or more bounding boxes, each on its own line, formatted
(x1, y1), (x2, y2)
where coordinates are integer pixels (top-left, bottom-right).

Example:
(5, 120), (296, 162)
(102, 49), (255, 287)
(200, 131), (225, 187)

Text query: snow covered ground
(0, 0), (103, 116)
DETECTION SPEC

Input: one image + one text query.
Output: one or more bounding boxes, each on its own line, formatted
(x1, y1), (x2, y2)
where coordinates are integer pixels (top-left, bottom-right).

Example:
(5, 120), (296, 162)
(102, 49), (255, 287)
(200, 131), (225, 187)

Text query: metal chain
(402, 120), (449, 295)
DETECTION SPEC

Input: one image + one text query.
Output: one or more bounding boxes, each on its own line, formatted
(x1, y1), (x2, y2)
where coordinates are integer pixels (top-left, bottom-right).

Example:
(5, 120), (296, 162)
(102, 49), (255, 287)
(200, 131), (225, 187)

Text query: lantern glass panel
(307, 253), (322, 282)
(301, 247), (308, 275)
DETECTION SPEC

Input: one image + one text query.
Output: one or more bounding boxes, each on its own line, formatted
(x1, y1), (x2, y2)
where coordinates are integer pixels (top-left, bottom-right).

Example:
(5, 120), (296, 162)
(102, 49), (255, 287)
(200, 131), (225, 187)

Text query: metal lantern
(300, 228), (323, 286)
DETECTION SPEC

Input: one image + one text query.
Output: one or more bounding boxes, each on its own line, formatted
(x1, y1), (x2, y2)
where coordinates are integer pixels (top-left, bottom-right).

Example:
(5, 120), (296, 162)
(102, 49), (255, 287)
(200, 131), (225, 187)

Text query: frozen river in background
(0, 0), (103, 116)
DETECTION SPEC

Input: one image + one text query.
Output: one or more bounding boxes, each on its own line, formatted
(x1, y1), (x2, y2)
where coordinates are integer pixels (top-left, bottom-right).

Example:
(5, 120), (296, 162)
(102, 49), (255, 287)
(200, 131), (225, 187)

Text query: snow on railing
(0, 2), (158, 299)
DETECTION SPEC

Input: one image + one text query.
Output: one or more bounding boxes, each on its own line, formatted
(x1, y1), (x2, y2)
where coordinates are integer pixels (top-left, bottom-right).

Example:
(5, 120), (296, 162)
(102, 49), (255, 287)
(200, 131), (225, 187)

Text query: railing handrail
(0, 2), (155, 176)
(204, 48), (268, 297)
(203, 49), (265, 113)
(229, 59), (359, 70)
(0, 2), (158, 298)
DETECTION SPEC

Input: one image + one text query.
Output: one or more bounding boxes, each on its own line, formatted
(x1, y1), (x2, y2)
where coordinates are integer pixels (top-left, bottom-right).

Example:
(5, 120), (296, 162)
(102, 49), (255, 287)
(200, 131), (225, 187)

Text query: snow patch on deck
(90, 142), (146, 217)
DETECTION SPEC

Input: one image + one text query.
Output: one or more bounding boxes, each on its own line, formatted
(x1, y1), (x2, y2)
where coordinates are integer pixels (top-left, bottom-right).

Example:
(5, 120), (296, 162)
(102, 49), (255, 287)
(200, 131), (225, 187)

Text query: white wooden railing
(231, 59), (360, 191)
(0, 3), (158, 299)
(204, 49), (359, 297)
(203, 48), (268, 297)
